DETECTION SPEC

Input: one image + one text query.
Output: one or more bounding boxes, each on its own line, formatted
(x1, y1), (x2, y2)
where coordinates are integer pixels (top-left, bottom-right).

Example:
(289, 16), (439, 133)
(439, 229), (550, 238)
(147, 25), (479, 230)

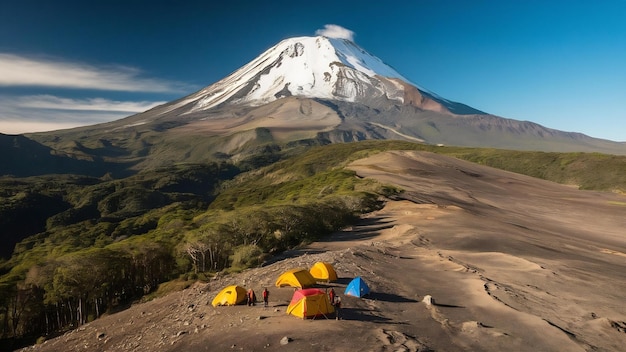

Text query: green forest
(1, 140), (625, 348)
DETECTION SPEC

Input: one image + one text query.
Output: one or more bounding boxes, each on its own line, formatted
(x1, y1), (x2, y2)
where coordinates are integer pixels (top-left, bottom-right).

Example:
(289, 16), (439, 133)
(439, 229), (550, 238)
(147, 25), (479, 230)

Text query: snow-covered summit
(185, 36), (481, 115)
(326, 37), (406, 80)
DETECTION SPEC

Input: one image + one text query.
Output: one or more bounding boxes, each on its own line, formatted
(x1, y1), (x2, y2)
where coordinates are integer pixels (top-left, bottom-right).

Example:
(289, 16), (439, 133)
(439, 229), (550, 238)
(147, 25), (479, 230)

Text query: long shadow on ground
(340, 308), (406, 324)
(261, 216), (395, 266)
(318, 216), (396, 243)
(365, 292), (419, 303)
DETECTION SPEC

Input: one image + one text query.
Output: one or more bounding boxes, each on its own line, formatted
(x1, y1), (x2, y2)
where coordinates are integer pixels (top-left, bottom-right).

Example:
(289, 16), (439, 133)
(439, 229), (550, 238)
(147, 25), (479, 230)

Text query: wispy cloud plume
(0, 53), (189, 134)
(7, 95), (165, 112)
(0, 53), (190, 93)
(0, 117), (127, 135)
(315, 24), (355, 41)
(0, 95), (164, 134)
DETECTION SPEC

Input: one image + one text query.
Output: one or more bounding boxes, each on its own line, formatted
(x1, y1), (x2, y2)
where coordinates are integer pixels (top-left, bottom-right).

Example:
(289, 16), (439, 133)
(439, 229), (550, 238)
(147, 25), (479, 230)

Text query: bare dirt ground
(21, 151), (626, 351)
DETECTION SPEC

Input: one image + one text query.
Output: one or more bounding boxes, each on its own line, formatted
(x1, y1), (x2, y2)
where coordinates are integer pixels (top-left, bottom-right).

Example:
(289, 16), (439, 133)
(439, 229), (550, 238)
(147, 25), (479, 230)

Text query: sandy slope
(22, 151), (626, 352)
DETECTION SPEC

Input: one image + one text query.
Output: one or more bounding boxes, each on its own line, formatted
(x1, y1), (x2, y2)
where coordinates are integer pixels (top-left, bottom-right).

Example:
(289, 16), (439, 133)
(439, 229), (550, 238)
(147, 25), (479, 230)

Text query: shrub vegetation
(1, 140), (625, 347)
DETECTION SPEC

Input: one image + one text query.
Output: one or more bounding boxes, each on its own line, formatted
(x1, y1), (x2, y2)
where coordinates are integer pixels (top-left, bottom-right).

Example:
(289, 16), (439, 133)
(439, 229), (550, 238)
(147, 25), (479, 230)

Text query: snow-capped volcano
(21, 34), (626, 171)
(183, 36), (482, 115)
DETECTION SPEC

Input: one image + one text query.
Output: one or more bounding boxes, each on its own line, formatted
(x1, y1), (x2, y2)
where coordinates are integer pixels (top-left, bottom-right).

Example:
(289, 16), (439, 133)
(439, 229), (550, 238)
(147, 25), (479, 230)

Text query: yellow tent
(275, 268), (317, 288)
(309, 261), (338, 282)
(287, 288), (335, 319)
(211, 285), (247, 307)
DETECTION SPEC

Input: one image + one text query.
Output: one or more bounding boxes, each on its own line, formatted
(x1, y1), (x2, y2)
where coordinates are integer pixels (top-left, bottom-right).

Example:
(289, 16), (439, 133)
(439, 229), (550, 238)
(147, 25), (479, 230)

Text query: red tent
(287, 288), (334, 319)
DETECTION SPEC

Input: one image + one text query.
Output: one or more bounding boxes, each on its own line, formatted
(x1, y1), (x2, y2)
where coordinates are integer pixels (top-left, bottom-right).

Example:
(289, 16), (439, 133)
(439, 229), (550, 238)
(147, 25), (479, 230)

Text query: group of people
(246, 287), (341, 319)
(247, 288), (270, 307)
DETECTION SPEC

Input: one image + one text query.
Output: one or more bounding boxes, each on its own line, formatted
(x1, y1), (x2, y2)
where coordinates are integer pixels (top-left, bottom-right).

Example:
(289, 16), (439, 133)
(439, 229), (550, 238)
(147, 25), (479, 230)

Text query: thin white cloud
(0, 119), (121, 134)
(0, 53), (190, 93)
(0, 95), (164, 134)
(8, 95), (165, 112)
(315, 24), (355, 41)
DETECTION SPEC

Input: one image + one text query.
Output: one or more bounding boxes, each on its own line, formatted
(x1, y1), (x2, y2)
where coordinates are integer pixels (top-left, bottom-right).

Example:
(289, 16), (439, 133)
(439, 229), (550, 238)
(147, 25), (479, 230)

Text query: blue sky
(1, 0), (625, 141)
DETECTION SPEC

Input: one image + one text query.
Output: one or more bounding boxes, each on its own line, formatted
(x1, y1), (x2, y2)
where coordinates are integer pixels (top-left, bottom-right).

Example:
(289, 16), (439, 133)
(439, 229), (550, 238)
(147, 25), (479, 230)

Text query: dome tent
(287, 288), (335, 319)
(344, 276), (370, 297)
(275, 268), (317, 288)
(212, 285), (247, 307)
(309, 261), (338, 282)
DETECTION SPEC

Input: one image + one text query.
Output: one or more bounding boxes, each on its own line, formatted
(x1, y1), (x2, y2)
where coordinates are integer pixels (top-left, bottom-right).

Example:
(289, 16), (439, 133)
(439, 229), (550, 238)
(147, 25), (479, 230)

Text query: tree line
(0, 193), (381, 345)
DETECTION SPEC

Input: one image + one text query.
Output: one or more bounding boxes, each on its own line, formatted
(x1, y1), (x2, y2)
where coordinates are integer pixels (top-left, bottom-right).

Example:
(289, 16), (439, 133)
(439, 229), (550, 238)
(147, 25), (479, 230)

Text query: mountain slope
(19, 150), (626, 352)
(24, 35), (626, 171)
(0, 133), (129, 177)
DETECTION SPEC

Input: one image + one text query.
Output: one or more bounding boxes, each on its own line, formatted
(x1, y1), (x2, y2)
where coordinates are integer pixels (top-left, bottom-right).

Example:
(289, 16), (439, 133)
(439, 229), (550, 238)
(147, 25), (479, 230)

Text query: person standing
(262, 288), (269, 307)
(247, 288), (256, 306)
(334, 295), (342, 320)
(329, 288), (335, 306)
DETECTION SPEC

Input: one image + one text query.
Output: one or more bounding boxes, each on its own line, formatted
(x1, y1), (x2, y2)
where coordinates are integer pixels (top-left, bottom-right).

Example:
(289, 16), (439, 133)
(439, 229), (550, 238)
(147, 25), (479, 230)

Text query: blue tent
(344, 276), (370, 297)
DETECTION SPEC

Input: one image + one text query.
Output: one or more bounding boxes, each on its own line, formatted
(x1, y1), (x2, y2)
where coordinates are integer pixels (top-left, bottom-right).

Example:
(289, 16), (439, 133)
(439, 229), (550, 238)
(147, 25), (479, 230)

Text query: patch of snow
(124, 121), (147, 128)
(159, 96), (200, 115)
(327, 38), (446, 100)
(328, 38), (406, 80)
(368, 122), (424, 142)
